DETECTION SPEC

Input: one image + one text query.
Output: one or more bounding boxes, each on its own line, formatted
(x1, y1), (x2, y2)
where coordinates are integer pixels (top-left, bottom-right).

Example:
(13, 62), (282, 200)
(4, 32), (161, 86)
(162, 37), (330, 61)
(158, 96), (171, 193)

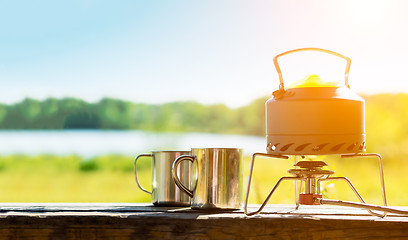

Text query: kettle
(266, 48), (365, 155)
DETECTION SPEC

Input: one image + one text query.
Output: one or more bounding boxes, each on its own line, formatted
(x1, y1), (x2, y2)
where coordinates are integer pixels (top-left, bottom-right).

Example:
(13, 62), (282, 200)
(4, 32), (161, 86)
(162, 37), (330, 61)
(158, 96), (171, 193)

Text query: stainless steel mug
(134, 151), (192, 206)
(172, 148), (243, 210)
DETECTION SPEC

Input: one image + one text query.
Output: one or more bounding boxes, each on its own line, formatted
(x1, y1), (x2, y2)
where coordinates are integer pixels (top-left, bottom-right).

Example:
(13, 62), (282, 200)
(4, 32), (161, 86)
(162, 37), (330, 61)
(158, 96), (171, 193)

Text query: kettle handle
(273, 48), (351, 91)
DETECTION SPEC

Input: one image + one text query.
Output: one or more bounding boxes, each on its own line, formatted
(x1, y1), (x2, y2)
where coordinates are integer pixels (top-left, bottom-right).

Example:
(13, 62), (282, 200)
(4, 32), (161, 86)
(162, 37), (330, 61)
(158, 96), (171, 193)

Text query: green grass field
(0, 154), (406, 206)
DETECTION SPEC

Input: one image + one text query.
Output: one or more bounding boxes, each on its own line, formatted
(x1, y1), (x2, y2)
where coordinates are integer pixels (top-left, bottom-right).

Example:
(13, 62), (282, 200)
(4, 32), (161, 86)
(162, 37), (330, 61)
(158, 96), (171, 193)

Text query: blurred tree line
(0, 94), (407, 151)
(0, 97), (267, 135)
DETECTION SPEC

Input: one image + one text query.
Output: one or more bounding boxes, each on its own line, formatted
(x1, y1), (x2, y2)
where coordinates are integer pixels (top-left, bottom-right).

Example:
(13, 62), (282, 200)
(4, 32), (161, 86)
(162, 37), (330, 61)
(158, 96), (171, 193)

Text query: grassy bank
(0, 155), (149, 202)
(0, 154), (406, 206)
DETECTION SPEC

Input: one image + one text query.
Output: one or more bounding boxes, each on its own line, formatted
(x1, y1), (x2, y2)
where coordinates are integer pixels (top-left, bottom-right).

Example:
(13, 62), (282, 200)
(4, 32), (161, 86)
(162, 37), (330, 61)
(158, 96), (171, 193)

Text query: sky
(1, 0), (408, 108)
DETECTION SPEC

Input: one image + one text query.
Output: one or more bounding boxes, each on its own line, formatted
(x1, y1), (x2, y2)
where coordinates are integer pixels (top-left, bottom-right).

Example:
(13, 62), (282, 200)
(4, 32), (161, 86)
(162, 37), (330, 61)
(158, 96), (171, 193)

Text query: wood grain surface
(0, 203), (407, 239)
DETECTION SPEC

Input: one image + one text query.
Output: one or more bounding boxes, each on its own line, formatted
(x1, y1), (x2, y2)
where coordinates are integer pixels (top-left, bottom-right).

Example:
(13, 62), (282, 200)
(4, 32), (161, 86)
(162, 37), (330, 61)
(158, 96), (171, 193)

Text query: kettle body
(266, 86), (365, 155)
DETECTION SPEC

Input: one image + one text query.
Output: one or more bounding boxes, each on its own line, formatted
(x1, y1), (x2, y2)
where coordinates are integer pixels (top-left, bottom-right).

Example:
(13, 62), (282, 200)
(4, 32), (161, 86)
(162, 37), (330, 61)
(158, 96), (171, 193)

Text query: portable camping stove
(245, 153), (389, 217)
(244, 48), (407, 217)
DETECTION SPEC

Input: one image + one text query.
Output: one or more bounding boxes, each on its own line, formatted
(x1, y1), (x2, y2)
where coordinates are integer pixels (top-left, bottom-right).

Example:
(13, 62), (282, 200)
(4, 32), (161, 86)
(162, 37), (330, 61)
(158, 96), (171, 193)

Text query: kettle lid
(288, 74), (340, 89)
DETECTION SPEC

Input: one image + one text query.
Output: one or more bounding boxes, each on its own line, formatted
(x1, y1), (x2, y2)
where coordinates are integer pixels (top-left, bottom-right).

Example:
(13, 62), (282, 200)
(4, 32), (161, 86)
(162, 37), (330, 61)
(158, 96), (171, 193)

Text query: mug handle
(172, 155), (195, 198)
(134, 153), (153, 195)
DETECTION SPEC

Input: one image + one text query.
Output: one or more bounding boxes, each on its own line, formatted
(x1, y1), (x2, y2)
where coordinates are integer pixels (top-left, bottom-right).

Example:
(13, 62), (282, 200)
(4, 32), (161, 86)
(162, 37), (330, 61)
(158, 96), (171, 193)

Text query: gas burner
(288, 160), (334, 179)
(288, 160), (334, 205)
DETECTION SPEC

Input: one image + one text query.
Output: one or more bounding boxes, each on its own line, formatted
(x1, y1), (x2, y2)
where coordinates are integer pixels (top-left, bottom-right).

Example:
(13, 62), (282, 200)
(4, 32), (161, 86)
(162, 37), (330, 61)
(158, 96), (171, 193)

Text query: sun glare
(348, 0), (387, 27)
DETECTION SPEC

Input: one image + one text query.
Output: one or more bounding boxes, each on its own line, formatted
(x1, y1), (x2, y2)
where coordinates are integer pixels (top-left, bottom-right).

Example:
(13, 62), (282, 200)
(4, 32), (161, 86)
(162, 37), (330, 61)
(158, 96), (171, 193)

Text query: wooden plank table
(0, 203), (407, 239)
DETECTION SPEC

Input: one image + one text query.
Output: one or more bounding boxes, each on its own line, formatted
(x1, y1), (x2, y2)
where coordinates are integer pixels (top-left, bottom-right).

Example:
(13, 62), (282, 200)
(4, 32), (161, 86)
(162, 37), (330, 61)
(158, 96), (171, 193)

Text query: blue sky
(2, 0), (408, 107)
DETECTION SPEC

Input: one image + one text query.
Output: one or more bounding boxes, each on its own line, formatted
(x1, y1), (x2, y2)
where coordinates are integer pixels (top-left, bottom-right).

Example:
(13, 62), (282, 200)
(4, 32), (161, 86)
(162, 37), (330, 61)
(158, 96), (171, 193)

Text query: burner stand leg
(318, 176), (385, 217)
(245, 176), (300, 216)
(341, 153), (387, 216)
(244, 153), (289, 216)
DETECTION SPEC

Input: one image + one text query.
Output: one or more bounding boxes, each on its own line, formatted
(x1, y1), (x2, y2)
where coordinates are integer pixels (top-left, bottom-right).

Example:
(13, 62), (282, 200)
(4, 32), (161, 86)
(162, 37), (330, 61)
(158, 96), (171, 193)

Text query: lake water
(0, 130), (266, 157)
